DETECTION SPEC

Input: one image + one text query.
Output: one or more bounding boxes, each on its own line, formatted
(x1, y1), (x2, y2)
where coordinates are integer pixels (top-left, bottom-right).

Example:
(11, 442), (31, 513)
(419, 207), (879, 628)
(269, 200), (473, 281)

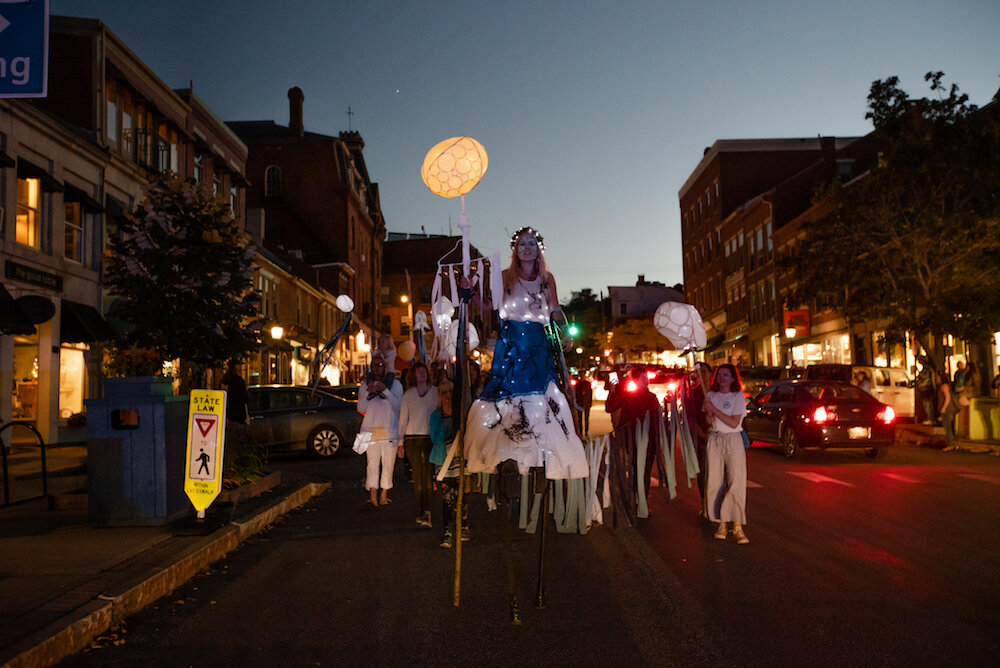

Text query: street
(58, 406), (1000, 666)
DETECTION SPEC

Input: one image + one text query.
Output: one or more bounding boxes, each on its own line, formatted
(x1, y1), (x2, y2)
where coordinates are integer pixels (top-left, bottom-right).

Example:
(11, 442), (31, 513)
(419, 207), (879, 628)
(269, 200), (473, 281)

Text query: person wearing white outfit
(464, 227), (588, 480)
(398, 362), (439, 526)
(702, 363), (750, 544)
(357, 354), (404, 506)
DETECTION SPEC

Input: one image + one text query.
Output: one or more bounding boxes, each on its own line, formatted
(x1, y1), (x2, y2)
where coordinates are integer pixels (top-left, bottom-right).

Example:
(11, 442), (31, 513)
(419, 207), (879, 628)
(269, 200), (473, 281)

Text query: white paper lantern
(336, 294), (355, 313)
(653, 301), (707, 350)
(421, 137), (489, 199)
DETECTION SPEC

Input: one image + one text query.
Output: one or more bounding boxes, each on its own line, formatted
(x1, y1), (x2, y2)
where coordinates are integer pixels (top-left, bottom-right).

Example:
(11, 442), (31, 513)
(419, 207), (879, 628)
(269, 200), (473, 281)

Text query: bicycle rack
(0, 420), (48, 507)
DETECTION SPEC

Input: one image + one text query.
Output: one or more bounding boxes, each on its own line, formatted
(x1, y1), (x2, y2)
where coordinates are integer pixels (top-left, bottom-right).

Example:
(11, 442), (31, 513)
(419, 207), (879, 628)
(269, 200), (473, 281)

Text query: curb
(1, 480), (331, 668)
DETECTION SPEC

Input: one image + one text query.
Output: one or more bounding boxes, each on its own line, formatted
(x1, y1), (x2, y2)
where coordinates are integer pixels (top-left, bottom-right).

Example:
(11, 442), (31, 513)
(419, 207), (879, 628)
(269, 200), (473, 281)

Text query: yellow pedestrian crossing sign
(184, 389), (227, 513)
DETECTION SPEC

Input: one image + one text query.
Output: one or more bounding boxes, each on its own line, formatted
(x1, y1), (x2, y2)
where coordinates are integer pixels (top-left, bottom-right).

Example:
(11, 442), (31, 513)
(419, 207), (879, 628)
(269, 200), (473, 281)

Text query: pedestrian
(937, 369), (958, 452)
(605, 365), (662, 497)
(963, 361), (981, 400)
(221, 359), (250, 474)
(357, 353), (403, 506)
(952, 360), (966, 393)
(855, 370), (872, 393)
(574, 372), (593, 437)
(374, 333), (397, 375)
(398, 361), (438, 528)
(915, 359), (936, 425)
(429, 380), (469, 548)
(463, 226), (588, 481)
(702, 363), (750, 544)
(687, 362), (713, 515)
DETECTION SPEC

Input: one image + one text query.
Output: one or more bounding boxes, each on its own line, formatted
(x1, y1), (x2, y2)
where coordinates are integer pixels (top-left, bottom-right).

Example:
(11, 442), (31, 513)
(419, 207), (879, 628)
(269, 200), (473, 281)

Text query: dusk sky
(51, 0), (1000, 298)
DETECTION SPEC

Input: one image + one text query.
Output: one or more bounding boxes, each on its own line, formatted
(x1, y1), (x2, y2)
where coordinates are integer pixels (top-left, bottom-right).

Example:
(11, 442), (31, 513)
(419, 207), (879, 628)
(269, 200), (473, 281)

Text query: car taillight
(878, 405), (895, 424)
(570, 379), (577, 386)
(626, 380), (638, 393)
(667, 381), (678, 394)
(647, 371), (656, 380)
(812, 406), (837, 424)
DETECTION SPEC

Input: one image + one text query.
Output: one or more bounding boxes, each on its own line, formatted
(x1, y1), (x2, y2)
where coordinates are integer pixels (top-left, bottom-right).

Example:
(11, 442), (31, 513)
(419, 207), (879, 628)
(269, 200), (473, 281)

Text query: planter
(86, 376), (190, 526)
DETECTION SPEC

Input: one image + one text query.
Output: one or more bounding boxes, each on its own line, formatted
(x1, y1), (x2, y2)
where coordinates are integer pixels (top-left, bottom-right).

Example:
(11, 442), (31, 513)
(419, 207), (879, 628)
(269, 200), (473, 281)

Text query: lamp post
(270, 325), (284, 383)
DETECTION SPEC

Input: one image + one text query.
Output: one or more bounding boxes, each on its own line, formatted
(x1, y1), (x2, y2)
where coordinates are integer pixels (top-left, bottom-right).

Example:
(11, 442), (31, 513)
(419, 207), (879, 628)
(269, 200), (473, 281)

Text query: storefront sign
(5, 260), (62, 290)
(783, 309), (810, 338)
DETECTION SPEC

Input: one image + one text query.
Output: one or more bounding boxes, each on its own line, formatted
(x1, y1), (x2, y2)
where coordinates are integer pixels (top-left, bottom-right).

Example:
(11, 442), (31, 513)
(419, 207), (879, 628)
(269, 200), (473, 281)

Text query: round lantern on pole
(421, 136), (488, 609)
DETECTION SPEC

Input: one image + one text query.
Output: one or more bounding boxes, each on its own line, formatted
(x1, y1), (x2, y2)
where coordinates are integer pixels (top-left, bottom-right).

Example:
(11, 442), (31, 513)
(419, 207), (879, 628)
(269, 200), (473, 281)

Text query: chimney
(288, 87), (304, 137)
(637, 274), (646, 285)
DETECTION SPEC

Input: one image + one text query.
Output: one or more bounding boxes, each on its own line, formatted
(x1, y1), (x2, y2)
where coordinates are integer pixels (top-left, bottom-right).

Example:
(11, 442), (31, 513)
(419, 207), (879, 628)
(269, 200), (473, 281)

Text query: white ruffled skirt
(464, 381), (589, 479)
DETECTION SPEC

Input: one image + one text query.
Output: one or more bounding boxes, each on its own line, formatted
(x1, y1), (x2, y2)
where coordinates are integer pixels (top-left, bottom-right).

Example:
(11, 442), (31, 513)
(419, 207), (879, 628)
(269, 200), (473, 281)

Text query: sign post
(0, 0), (49, 98)
(184, 389), (227, 518)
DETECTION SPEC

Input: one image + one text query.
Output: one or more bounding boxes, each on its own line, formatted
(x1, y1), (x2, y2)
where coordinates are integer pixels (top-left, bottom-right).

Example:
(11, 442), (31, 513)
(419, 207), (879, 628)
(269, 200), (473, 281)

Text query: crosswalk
(736, 471), (1000, 488)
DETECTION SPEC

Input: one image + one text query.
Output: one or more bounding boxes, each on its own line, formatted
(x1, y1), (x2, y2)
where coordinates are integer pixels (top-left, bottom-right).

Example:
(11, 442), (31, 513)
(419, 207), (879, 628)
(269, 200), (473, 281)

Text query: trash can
(86, 377), (190, 526)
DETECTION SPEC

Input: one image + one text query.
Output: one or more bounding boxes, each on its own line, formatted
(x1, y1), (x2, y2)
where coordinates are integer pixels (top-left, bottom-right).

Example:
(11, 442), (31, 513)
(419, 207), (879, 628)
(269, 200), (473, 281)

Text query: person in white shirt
(398, 362), (439, 527)
(357, 353), (403, 506)
(701, 363), (751, 544)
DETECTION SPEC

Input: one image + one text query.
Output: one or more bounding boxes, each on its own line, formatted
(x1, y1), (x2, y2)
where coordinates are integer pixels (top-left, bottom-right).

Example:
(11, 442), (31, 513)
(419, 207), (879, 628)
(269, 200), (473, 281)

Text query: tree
(106, 174), (261, 387)
(562, 288), (604, 351)
(789, 72), (1000, 367)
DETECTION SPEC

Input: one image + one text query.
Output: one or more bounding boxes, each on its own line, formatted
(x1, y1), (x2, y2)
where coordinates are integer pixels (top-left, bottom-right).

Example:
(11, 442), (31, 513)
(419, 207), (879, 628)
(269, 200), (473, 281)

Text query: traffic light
(567, 322), (579, 337)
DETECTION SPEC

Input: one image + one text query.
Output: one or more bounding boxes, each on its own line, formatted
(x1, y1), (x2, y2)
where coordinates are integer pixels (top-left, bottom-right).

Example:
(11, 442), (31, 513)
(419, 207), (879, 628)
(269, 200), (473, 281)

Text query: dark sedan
(247, 385), (362, 457)
(744, 380), (895, 458)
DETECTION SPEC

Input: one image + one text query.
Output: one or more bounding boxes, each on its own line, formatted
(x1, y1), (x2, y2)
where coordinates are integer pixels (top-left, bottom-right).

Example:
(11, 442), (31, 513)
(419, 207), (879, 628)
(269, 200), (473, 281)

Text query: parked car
(802, 364), (914, 419)
(247, 385), (362, 457)
(744, 379), (896, 458)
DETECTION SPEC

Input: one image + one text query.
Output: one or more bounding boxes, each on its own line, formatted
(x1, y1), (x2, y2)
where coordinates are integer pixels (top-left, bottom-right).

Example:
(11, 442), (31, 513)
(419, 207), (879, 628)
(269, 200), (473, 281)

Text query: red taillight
(812, 406), (837, 424)
(646, 371), (656, 380)
(626, 380), (638, 393)
(667, 381), (678, 393)
(878, 405), (895, 424)
(570, 379), (577, 386)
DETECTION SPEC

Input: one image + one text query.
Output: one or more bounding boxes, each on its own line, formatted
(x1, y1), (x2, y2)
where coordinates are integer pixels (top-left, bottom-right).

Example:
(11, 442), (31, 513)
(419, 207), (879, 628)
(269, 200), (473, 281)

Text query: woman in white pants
(702, 363), (750, 544)
(357, 354), (403, 506)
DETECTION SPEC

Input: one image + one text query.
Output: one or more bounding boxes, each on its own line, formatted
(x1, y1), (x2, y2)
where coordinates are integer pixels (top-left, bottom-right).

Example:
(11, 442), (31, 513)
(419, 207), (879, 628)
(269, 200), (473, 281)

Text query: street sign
(184, 389), (227, 515)
(0, 0), (48, 98)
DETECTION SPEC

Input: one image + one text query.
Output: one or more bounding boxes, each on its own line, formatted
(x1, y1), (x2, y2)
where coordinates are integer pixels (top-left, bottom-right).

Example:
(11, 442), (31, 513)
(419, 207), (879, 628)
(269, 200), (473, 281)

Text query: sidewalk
(894, 422), (1000, 454)
(0, 462), (330, 668)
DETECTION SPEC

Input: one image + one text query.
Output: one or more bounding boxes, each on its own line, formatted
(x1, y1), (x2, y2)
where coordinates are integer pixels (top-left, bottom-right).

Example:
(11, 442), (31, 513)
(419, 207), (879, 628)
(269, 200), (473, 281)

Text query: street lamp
(785, 327), (797, 338)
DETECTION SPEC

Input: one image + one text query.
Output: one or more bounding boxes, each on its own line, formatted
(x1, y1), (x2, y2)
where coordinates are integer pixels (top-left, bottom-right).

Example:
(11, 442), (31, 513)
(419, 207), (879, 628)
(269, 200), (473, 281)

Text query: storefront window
(59, 345), (87, 419)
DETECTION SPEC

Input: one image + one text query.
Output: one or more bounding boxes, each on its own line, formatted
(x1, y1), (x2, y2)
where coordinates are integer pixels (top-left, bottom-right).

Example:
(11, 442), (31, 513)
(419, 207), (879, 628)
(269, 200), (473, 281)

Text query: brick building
(677, 137), (861, 366)
(228, 88), (386, 379)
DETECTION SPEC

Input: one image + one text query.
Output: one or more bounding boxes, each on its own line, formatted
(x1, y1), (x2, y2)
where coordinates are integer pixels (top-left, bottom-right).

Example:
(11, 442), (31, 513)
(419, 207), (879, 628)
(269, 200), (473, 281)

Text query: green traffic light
(567, 323), (579, 336)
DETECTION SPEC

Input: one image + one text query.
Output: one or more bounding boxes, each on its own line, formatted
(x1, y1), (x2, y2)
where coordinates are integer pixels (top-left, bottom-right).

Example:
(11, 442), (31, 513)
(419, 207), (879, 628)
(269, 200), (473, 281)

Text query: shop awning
(17, 159), (64, 193)
(0, 285), (36, 335)
(60, 299), (117, 343)
(64, 184), (105, 213)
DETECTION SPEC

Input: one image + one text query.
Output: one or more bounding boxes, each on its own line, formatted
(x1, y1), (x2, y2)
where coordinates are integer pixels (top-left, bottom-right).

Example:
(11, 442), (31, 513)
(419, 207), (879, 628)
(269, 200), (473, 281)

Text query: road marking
(957, 473), (1000, 485)
(747, 480), (763, 488)
(881, 472), (924, 483)
(787, 471), (855, 486)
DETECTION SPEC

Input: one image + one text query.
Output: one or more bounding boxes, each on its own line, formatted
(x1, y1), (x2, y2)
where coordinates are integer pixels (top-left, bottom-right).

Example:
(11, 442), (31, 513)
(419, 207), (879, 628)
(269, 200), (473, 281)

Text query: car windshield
(803, 384), (868, 401)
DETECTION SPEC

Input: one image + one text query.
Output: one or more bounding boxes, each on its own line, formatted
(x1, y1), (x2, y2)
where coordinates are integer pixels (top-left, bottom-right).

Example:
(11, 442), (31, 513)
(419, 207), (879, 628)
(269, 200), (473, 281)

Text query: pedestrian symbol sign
(184, 389), (227, 513)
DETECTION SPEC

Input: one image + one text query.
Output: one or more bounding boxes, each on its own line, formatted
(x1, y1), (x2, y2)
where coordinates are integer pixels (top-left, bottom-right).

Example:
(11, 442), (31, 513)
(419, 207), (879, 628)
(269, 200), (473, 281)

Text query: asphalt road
(57, 405), (1000, 666)
(637, 441), (1000, 666)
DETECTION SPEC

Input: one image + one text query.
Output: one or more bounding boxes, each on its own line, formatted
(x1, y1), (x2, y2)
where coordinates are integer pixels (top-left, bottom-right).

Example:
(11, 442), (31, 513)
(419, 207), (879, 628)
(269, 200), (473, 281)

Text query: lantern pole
(458, 194), (471, 277)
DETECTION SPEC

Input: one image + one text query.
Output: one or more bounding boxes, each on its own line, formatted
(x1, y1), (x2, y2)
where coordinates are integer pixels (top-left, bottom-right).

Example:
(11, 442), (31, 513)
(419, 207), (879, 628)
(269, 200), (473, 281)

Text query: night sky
(50, 0), (1000, 298)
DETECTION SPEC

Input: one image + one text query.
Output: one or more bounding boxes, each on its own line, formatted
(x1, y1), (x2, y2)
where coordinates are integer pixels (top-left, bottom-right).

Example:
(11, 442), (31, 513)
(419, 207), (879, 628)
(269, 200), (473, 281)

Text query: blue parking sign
(0, 0), (48, 98)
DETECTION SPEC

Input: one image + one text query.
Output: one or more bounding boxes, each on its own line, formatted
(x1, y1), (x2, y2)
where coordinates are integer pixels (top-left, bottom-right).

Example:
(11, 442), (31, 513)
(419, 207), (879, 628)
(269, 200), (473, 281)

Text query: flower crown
(510, 226), (545, 251)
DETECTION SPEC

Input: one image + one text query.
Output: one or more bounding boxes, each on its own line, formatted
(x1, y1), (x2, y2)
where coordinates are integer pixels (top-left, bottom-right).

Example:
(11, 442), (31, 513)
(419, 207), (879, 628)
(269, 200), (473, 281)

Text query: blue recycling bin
(86, 377), (190, 525)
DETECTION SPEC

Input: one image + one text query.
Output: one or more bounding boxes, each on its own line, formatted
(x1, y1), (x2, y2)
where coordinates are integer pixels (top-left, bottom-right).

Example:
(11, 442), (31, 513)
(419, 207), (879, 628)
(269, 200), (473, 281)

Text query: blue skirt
(479, 319), (557, 400)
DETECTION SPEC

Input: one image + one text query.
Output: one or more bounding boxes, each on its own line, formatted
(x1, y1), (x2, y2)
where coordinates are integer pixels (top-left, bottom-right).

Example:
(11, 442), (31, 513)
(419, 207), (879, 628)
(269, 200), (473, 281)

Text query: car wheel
(864, 447), (887, 459)
(308, 425), (343, 457)
(781, 426), (800, 458)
